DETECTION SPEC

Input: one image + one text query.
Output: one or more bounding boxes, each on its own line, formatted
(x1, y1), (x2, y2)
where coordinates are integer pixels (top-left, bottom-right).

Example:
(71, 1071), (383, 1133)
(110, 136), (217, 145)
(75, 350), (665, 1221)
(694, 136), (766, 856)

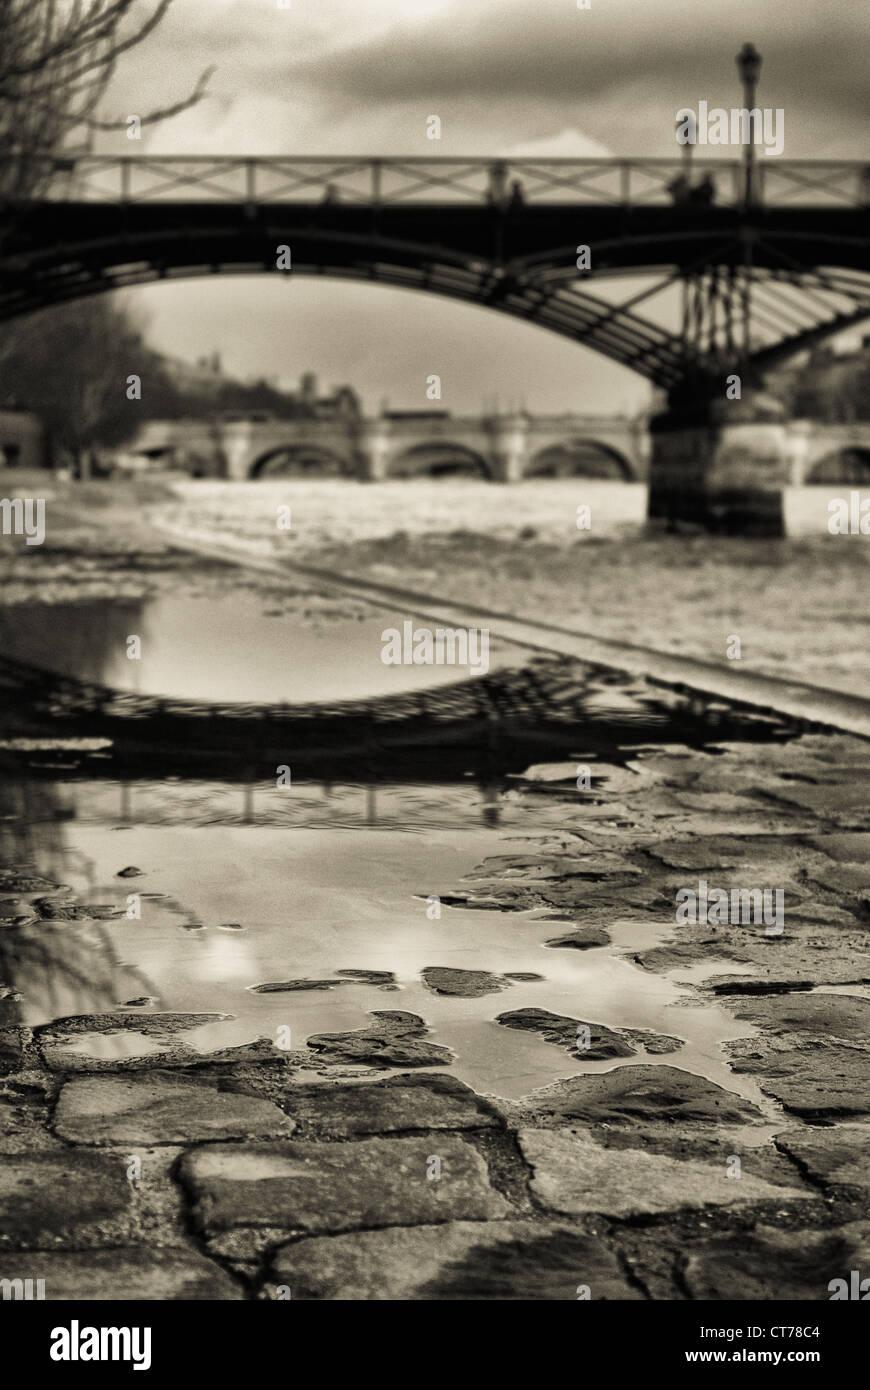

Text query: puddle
(0, 588), (807, 1102)
(0, 591), (525, 704)
(1, 817), (788, 1103)
(59, 1031), (169, 1061)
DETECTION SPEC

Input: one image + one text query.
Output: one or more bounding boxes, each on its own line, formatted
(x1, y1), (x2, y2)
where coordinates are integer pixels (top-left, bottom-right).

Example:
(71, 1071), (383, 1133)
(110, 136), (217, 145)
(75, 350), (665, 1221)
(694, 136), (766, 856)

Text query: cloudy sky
(104, 0), (867, 413)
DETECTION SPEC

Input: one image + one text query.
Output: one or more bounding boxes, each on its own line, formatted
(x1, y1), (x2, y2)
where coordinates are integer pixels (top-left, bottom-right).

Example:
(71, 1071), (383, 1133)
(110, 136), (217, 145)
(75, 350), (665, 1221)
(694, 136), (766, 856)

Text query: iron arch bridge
(1, 155), (870, 391)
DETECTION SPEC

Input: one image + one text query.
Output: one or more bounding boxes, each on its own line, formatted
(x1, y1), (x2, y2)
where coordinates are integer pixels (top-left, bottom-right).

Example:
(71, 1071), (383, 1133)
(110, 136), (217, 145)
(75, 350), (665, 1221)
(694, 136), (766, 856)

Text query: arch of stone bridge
(805, 444), (870, 484)
(525, 435), (640, 481)
(386, 441), (491, 479)
(249, 443), (356, 478)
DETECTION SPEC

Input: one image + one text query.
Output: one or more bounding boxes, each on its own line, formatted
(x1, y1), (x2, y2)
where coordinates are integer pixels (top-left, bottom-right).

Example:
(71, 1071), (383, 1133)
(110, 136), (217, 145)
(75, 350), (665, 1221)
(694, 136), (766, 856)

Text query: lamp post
(736, 42), (761, 209)
(675, 114), (694, 340)
(676, 113), (693, 182)
(736, 42), (761, 373)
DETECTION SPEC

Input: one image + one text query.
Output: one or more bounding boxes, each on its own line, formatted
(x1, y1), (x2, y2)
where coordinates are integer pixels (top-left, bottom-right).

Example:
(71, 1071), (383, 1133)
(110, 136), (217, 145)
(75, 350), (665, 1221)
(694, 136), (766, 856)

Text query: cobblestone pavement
(1, 726), (868, 1299)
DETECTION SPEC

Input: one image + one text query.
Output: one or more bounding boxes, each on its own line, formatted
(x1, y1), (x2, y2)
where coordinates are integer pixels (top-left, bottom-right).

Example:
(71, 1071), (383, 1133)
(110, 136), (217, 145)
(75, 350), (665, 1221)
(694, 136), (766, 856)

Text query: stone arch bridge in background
(221, 412), (647, 482)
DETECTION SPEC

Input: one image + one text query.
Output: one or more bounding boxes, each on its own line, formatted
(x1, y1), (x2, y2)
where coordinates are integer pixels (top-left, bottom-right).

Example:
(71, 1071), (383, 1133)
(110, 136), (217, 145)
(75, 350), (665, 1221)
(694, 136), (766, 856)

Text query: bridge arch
(805, 446), (870, 484)
(386, 441), (491, 479)
(249, 443), (355, 478)
(525, 437), (637, 481)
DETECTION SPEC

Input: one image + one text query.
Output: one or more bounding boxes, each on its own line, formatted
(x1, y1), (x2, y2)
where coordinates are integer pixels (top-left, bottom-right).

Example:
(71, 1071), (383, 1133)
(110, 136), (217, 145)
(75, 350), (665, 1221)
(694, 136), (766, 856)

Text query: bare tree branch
(0, 0), (211, 202)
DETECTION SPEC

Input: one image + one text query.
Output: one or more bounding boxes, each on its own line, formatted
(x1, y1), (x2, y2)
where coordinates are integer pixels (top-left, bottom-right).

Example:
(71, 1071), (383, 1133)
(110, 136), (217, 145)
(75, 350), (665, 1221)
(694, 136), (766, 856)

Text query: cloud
(502, 128), (612, 159)
(278, 0), (867, 117)
(105, 0), (869, 161)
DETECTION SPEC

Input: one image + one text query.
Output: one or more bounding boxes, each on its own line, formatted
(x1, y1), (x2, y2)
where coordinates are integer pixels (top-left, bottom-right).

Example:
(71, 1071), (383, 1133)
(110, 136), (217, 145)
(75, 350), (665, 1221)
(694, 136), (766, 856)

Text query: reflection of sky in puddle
(61, 1032), (166, 1061)
(5, 818), (775, 1104)
(0, 591), (524, 703)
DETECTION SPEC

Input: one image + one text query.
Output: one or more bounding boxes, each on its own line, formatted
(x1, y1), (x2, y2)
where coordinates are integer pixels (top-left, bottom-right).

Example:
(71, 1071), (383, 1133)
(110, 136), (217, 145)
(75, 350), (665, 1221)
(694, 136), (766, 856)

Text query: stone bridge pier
(487, 417), (528, 483)
(358, 421), (391, 481)
(648, 387), (870, 534)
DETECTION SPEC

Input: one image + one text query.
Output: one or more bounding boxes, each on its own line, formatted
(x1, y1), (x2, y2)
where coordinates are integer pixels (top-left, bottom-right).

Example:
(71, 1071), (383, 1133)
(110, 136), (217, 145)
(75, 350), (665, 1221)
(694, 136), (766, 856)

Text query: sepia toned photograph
(0, 0), (868, 1340)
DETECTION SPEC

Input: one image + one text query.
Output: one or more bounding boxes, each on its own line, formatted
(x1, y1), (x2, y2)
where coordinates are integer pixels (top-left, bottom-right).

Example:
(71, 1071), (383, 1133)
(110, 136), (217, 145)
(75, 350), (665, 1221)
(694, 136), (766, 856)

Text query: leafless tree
(0, 0), (211, 201)
(0, 296), (167, 472)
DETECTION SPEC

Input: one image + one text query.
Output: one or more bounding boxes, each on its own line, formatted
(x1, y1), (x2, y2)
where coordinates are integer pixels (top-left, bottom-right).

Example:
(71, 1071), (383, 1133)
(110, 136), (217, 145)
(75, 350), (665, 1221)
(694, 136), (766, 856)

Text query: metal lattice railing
(4, 155), (869, 208)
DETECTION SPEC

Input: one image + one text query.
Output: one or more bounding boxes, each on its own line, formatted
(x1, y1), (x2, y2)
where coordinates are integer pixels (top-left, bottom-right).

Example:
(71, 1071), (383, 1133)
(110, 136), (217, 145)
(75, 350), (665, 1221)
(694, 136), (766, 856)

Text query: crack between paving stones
(615, 1245), (655, 1299)
(167, 1148), (258, 1299)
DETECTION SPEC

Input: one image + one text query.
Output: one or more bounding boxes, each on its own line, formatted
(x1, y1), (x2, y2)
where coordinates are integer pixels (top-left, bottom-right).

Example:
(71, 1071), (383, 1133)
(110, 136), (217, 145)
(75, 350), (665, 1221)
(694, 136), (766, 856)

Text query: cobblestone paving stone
(0, 728), (868, 1297)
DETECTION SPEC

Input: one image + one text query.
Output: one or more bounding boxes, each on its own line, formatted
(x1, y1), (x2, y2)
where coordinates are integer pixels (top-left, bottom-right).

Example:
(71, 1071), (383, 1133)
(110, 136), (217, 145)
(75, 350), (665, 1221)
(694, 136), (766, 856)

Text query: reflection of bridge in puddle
(0, 652), (800, 784)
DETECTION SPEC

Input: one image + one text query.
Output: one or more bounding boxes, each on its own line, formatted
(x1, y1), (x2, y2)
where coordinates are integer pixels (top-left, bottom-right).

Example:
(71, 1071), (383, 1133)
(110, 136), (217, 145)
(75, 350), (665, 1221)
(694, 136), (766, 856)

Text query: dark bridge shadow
(0, 650), (800, 786)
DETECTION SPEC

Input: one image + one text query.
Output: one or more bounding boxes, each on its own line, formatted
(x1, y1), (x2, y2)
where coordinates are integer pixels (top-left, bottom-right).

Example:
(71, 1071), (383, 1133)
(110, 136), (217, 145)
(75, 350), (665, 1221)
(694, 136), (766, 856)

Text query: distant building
(293, 373), (360, 420)
(159, 358), (362, 422)
(162, 351), (226, 399)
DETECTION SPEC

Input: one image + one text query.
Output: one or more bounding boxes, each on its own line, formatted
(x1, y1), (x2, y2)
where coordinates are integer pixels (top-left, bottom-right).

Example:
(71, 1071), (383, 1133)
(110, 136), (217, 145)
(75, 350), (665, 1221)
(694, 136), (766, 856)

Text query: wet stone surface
(509, 1066), (765, 1130)
(304, 1011), (453, 1068)
(269, 1221), (644, 1301)
(10, 1248), (245, 1301)
(2, 720), (870, 1296)
(0, 1152), (137, 1250)
(683, 1222), (870, 1301)
(249, 979), (346, 993)
(726, 1042), (870, 1120)
(180, 1134), (509, 1244)
(336, 969), (398, 989)
(496, 1008), (636, 1060)
(54, 1073), (295, 1146)
(774, 1126), (870, 1189)
(518, 1126), (812, 1218)
(283, 1073), (502, 1139)
(544, 926), (612, 950)
(422, 967), (508, 997)
(495, 1008), (683, 1060)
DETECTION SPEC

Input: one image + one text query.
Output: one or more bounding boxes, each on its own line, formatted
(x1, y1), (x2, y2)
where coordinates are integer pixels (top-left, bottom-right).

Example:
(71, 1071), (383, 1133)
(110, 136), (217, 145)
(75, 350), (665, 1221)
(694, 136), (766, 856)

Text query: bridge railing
(7, 156), (869, 208)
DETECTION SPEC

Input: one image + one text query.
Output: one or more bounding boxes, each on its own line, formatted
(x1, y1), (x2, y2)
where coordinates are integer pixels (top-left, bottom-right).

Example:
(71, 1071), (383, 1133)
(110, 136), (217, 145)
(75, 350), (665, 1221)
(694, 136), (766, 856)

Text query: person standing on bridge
(690, 173), (716, 206)
(487, 161), (508, 206)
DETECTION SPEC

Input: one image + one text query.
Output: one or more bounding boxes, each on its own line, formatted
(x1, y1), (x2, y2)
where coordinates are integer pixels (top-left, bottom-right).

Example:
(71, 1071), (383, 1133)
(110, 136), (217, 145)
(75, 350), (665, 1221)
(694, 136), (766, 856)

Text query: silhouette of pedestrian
(668, 174), (691, 206)
(487, 161), (508, 205)
(691, 173), (716, 206)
